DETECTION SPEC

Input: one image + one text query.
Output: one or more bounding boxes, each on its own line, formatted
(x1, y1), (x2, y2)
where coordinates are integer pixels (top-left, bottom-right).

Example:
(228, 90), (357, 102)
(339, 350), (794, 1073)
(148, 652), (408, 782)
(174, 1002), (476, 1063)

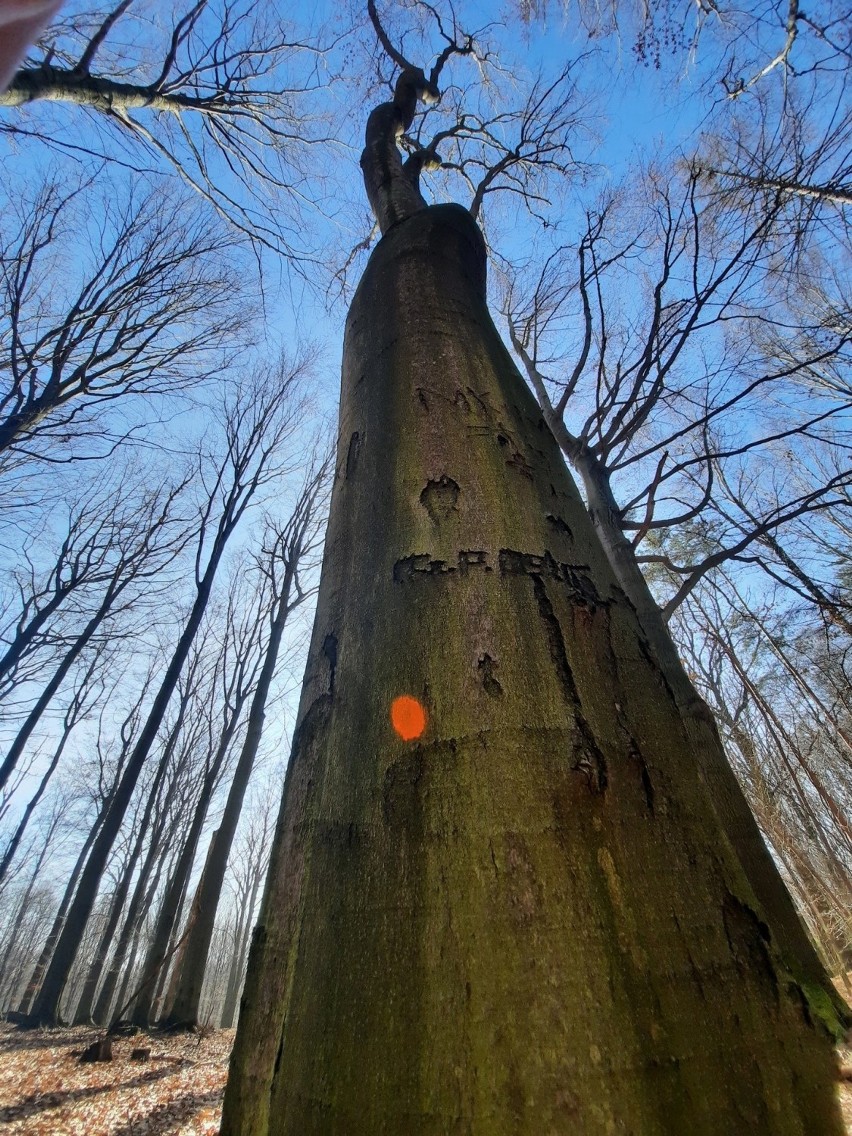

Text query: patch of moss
(798, 980), (848, 1041)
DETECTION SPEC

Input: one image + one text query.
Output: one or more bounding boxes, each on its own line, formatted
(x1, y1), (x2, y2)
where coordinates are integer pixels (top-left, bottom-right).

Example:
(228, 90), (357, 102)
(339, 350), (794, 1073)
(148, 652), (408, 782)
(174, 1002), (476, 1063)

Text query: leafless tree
(675, 571), (852, 975)
(503, 164), (851, 709)
(124, 575), (272, 1027)
(13, 663), (155, 1016)
(0, 474), (192, 794)
(0, 792), (73, 1010)
(0, 176), (247, 469)
(25, 352), (314, 1025)
(216, 782), (277, 1028)
(512, 1), (850, 95)
(163, 452), (329, 1028)
(331, 0), (593, 293)
(0, 0), (330, 253)
(0, 652), (103, 888)
(69, 637), (213, 1024)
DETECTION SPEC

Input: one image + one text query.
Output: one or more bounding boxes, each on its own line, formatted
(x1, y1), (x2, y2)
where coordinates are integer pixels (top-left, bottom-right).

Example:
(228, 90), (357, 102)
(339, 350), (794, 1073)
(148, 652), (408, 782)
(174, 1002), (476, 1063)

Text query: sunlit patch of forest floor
(0, 1024), (233, 1134)
(0, 1022), (850, 1133)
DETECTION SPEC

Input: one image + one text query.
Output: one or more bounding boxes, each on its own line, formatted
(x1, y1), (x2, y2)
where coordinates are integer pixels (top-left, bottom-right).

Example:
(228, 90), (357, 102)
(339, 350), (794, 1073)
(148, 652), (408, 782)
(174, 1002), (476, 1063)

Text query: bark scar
(531, 575), (607, 792)
(419, 475), (460, 524)
(546, 513), (573, 540)
(322, 633), (338, 695)
(477, 653), (503, 697)
(345, 431), (361, 478)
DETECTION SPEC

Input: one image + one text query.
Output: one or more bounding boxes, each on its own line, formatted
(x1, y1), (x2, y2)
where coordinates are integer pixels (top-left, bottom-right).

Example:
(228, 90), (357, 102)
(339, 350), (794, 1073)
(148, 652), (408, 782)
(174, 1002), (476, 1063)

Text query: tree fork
(222, 205), (842, 1135)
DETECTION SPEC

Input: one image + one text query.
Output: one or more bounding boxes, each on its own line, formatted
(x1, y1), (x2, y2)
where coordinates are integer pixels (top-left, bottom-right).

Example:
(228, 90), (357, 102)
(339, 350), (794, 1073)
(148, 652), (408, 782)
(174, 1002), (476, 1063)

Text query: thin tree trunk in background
(71, 835), (145, 1024)
(220, 866), (263, 1028)
(17, 799), (108, 1015)
(92, 821), (172, 1025)
(72, 687), (192, 1024)
(159, 830), (219, 1021)
(0, 712), (74, 887)
(222, 206), (842, 1135)
(166, 561), (298, 1026)
(26, 376), (291, 1026)
(133, 674), (251, 1026)
(28, 566), (221, 1025)
(110, 913), (149, 1026)
(149, 873), (193, 1020)
(0, 612), (102, 793)
(0, 835), (53, 1006)
(131, 777), (221, 1025)
(17, 678), (148, 1017)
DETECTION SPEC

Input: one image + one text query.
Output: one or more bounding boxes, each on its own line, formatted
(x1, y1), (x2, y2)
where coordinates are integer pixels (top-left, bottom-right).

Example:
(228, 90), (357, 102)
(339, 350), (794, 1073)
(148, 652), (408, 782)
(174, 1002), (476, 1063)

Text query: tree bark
(221, 205), (842, 1135)
(0, 67), (218, 115)
(572, 455), (846, 1018)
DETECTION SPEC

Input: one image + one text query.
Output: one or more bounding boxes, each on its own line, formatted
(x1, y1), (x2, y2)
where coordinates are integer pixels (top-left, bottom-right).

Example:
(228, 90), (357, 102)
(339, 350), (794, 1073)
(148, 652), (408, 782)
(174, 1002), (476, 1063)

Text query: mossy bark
(221, 205), (842, 1135)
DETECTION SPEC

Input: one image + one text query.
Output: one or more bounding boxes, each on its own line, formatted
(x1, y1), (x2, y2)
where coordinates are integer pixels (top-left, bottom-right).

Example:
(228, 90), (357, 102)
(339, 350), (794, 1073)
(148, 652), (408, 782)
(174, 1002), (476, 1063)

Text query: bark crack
(531, 575), (607, 792)
(477, 653), (503, 698)
(322, 634), (338, 695)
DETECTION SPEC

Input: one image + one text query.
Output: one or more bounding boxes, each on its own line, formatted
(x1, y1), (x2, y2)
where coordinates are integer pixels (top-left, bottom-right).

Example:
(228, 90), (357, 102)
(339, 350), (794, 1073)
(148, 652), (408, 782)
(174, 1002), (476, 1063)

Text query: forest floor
(0, 1024), (232, 1134)
(0, 1022), (850, 1133)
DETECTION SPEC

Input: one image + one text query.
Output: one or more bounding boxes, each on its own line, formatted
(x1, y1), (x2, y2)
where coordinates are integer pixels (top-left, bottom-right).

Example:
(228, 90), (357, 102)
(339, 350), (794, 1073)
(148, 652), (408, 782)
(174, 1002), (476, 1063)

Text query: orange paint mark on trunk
(391, 695), (427, 740)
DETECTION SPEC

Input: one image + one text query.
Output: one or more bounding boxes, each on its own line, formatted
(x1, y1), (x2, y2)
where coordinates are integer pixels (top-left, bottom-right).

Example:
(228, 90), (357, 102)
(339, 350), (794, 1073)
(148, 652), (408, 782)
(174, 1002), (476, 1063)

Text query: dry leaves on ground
(0, 1023), (850, 1132)
(0, 1023), (233, 1135)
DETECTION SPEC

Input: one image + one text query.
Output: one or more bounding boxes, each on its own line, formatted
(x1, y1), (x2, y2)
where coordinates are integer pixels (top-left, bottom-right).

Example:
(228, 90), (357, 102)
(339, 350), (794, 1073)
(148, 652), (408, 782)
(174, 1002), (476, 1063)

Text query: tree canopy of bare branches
(0, 176), (247, 468)
(0, 0), (332, 254)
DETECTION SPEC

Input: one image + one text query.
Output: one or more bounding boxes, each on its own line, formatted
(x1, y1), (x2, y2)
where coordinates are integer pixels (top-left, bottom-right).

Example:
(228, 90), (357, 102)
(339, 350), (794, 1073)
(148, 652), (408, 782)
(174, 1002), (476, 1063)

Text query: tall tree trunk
(159, 829), (219, 1020)
(165, 565), (297, 1026)
(27, 568), (221, 1025)
(130, 772), (222, 1025)
(92, 839), (164, 1025)
(110, 912), (150, 1025)
(222, 206), (842, 1134)
(574, 456), (845, 1014)
(131, 671), (252, 1026)
(71, 837), (146, 1025)
(17, 797), (107, 1015)
(149, 876), (193, 1020)
(72, 690), (191, 1025)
